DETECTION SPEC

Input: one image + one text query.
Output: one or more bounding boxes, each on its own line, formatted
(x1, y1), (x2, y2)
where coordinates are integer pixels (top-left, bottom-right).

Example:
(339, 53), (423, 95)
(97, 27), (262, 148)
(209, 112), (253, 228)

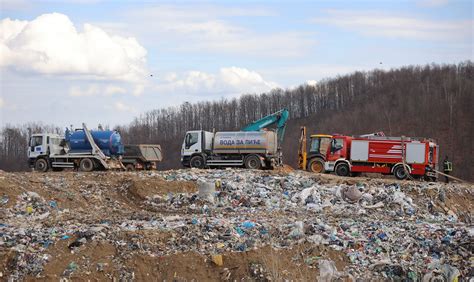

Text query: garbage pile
(153, 169), (473, 280)
(0, 169), (472, 280)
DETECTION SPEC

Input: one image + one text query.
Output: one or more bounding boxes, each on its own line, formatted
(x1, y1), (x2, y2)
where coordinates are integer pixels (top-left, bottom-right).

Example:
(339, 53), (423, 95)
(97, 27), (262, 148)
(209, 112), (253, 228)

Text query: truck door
(28, 135), (45, 158)
(182, 131), (201, 157)
(327, 137), (346, 161)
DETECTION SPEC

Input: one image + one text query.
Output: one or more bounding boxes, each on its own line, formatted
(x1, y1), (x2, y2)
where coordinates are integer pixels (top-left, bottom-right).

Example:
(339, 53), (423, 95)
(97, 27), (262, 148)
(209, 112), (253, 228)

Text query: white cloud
(104, 85), (127, 96)
(312, 10), (472, 41)
(306, 80), (317, 86)
(156, 67), (278, 95)
(114, 101), (136, 113)
(132, 84), (145, 96)
(261, 64), (368, 83)
(69, 84), (132, 97)
(119, 5), (315, 58)
(69, 85), (100, 97)
(0, 13), (148, 82)
(220, 67), (277, 91)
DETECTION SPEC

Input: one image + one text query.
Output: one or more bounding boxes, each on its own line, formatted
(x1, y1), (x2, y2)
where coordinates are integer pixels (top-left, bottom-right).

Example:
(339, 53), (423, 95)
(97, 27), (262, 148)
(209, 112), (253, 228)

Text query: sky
(0, 0), (472, 128)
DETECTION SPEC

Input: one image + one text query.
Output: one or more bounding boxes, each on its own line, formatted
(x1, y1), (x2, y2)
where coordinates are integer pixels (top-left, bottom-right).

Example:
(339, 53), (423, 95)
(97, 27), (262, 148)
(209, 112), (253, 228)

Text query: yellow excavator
(298, 126), (333, 173)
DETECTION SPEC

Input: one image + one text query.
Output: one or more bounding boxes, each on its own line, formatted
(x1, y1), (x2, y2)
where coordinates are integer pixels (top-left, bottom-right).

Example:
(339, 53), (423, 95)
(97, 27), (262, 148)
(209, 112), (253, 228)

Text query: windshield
(185, 132), (199, 148)
(310, 137), (331, 156)
(310, 138), (320, 152)
(30, 136), (43, 147)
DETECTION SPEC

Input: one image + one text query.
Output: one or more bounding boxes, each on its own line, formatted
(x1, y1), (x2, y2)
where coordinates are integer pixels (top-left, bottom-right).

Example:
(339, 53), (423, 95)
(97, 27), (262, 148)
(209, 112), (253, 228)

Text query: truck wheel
(190, 156), (205, 169)
(126, 164), (135, 171)
(308, 158), (325, 173)
(245, 155), (261, 170)
(394, 166), (408, 180)
(335, 163), (350, 177)
(79, 158), (94, 172)
(35, 159), (49, 172)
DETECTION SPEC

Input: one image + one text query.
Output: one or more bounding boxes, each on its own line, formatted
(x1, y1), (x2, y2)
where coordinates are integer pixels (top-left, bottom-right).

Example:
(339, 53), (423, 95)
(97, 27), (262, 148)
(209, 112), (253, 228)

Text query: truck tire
(190, 156), (205, 169)
(245, 155), (261, 170)
(335, 163), (350, 177)
(79, 158), (94, 172)
(308, 158), (325, 173)
(35, 159), (49, 172)
(394, 165), (408, 180)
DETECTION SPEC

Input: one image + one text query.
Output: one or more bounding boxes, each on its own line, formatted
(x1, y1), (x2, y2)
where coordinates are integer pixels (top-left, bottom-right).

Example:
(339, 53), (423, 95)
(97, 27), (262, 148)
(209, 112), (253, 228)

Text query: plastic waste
(342, 186), (363, 203)
(319, 259), (340, 282)
(1, 195), (8, 205)
(211, 254), (223, 266)
(198, 180), (216, 203)
(241, 221), (255, 229)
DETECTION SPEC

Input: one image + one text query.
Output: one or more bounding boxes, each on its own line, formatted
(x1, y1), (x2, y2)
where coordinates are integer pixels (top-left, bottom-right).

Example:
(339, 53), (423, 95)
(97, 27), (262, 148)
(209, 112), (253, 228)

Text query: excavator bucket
(298, 126), (307, 170)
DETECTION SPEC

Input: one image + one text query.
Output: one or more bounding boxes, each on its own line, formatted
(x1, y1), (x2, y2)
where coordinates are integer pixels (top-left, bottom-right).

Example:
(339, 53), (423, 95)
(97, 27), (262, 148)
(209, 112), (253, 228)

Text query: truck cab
(28, 133), (63, 159)
(28, 133), (64, 169)
(323, 135), (351, 173)
(306, 134), (332, 172)
(181, 130), (213, 167)
(309, 134), (332, 157)
(306, 134), (352, 173)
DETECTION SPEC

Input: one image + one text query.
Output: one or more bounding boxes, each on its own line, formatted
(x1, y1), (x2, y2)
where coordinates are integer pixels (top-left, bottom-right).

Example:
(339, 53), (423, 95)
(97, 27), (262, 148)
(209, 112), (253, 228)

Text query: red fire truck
(298, 127), (439, 180)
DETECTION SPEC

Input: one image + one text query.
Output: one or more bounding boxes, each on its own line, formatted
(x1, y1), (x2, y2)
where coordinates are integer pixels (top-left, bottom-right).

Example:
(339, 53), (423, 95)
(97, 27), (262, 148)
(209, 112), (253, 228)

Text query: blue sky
(0, 0), (472, 128)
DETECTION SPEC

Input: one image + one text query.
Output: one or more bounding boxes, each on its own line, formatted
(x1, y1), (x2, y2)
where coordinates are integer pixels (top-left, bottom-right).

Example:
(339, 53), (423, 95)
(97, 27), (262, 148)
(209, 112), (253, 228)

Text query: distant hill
(2, 62), (472, 180)
(119, 62), (473, 180)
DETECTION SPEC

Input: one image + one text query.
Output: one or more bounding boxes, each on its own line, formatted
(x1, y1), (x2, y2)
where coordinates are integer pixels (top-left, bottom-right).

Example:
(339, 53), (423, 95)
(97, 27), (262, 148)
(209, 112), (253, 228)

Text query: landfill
(0, 169), (472, 280)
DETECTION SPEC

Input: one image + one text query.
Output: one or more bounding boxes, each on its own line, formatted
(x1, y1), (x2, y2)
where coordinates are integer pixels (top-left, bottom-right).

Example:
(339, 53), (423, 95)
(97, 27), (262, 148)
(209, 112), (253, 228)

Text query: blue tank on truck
(65, 128), (124, 157)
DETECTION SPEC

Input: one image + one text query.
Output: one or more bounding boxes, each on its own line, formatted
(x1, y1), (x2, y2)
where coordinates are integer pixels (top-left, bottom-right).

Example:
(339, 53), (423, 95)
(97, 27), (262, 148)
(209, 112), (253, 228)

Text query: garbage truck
(122, 144), (163, 171)
(181, 109), (289, 169)
(28, 124), (125, 172)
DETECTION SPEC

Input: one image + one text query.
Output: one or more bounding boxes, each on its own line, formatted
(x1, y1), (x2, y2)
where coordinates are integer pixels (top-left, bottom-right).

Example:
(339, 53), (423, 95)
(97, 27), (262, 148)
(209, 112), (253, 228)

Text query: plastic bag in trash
(319, 259), (340, 282)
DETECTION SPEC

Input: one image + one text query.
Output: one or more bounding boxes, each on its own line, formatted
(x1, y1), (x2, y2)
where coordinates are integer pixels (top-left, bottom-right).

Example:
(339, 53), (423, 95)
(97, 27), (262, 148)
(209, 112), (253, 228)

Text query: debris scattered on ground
(0, 169), (472, 280)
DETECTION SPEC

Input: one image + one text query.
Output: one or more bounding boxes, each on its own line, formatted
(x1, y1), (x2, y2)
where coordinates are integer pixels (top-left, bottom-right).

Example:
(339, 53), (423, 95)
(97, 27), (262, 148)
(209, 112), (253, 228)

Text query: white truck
(28, 124), (124, 172)
(180, 109), (289, 169)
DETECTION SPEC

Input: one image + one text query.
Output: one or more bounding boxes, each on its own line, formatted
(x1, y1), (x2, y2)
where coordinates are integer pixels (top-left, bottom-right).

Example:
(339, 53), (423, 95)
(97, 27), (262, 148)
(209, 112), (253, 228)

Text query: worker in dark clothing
(443, 156), (452, 183)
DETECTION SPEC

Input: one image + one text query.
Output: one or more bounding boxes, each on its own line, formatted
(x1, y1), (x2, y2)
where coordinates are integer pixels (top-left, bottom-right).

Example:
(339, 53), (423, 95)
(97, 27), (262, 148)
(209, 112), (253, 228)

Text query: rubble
(0, 169), (473, 280)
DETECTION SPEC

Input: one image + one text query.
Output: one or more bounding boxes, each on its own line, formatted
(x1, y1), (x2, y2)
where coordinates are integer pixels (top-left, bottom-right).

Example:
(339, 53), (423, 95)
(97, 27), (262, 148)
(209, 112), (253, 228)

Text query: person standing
(443, 156), (452, 183)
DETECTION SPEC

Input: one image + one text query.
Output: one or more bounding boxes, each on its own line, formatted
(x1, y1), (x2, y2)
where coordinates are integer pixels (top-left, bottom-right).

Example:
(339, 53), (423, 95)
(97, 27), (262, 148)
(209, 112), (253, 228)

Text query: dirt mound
(273, 164), (295, 174)
(127, 178), (197, 200)
(36, 240), (347, 281)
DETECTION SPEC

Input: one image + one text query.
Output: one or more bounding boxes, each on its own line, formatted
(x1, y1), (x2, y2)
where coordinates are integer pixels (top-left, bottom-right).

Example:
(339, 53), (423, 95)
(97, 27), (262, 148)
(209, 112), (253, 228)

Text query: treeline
(1, 62), (472, 180)
(0, 124), (61, 171)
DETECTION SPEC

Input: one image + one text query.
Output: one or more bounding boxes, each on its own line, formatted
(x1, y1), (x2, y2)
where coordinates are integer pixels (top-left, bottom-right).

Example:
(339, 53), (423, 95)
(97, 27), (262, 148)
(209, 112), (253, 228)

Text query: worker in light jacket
(443, 156), (452, 183)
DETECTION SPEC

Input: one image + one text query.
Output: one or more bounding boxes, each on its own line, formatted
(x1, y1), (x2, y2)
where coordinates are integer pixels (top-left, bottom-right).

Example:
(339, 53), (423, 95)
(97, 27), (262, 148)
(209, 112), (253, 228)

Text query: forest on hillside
(1, 62), (472, 180)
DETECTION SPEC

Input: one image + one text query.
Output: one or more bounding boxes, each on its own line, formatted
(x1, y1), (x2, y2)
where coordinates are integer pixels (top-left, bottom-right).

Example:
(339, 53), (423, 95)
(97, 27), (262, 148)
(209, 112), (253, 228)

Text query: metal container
(212, 131), (278, 154)
(123, 144), (163, 162)
(65, 129), (124, 156)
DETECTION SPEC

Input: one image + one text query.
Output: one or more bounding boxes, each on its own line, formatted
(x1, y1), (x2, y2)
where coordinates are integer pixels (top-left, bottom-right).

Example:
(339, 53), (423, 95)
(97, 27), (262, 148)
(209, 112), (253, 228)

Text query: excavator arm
(241, 109), (289, 144)
(298, 126), (307, 170)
